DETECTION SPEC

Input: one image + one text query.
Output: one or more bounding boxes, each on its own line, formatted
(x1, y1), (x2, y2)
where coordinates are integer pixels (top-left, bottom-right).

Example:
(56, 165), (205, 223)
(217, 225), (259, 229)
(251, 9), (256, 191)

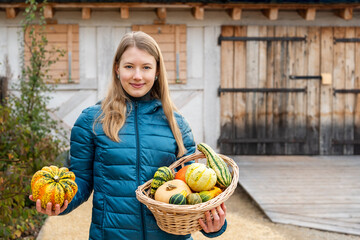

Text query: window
(24, 24), (79, 84)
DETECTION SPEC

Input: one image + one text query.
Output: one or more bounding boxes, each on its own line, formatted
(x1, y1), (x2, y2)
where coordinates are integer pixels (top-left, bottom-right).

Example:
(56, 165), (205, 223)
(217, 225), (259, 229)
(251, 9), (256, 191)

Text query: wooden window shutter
(132, 24), (187, 84)
(24, 24), (79, 84)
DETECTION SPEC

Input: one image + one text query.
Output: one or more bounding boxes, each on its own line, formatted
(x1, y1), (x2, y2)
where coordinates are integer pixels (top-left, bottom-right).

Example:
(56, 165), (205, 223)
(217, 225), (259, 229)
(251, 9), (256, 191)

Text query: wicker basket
(135, 151), (239, 235)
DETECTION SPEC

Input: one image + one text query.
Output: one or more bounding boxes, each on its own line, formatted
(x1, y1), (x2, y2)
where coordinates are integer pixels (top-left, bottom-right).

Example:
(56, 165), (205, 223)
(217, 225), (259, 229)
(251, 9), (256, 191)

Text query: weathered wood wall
(219, 25), (360, 155)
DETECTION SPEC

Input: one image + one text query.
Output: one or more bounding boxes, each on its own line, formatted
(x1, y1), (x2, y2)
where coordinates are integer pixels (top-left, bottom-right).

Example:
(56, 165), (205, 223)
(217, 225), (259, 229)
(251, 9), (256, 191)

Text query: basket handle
(168, 152), (204, 172)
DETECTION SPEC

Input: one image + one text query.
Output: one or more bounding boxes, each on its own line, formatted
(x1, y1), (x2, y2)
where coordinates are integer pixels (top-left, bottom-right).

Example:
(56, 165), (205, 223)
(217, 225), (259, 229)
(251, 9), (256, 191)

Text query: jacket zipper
(135, 102), (146, 240)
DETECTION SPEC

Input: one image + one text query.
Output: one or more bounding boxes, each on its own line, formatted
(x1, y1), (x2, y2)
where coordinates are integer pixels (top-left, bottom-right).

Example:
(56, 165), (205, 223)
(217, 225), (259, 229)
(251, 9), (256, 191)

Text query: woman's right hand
(29, 195), (68, 216)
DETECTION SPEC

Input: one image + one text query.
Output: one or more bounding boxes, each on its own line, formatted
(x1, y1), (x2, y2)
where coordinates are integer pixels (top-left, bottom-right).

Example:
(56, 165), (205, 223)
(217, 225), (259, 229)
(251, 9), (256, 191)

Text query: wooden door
(219, 26), (360, 155)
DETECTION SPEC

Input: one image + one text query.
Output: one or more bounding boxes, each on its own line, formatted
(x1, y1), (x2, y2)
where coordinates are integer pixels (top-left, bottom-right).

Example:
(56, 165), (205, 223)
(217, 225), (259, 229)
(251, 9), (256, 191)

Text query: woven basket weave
(135, 151), (239, 235)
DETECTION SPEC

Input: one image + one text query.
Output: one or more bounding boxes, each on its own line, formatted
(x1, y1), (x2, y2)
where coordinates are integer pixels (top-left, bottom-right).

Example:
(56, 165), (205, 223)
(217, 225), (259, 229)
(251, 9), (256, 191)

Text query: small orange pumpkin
(175, 165), (190, 182)
(31, 165), (78, 210)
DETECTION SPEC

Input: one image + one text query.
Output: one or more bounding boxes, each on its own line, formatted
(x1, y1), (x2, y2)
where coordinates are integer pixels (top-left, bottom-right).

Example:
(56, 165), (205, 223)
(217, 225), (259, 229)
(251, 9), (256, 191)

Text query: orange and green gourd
(31, 165), (78, 210)
(199, 186), (223, 202)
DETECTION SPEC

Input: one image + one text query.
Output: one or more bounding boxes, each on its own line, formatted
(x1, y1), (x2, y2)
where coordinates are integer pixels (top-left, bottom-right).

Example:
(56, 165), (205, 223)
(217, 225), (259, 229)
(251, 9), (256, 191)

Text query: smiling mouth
(130, 83), (145, 88)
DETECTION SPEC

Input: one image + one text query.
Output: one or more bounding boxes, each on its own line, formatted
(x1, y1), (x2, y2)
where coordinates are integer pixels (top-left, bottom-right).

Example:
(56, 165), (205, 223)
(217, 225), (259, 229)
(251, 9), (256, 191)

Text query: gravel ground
(37, 185), (360, 240)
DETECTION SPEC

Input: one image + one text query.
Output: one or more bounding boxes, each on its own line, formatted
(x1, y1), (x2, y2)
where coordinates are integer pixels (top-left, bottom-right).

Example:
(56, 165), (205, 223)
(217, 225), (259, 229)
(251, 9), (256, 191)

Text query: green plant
(0, 0), (68, 239)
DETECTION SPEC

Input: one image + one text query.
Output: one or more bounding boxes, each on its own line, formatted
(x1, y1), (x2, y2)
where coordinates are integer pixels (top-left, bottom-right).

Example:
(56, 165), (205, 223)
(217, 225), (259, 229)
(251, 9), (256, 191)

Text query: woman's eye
(144, 66), (151, 70)
(124, 65), (132, 69)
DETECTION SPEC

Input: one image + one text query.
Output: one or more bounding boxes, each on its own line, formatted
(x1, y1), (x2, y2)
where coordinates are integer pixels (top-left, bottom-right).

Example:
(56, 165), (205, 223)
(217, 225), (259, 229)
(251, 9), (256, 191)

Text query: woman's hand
(29, 195), (68, 216)
(199, 202), (226, 233)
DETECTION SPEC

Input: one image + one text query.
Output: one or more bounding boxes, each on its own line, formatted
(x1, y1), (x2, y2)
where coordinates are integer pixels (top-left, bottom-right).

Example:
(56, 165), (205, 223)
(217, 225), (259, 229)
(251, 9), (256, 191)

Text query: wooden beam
(6, 7), (18, 19)
(44, 5), (53, 19)
(228, 7), (241, 20)
(297, 8), (316, 20)
(337, 7), (353, 20)
(192, 6), (204, 20)
(262, 8), (278, 20)
(156, 7), (166, 20)
(120, 7), (129, 19)
(82, 7), (91, 19)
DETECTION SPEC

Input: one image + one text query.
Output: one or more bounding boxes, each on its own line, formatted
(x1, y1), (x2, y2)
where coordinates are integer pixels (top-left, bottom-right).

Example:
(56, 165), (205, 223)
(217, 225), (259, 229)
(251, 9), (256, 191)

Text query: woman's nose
(133, 68), (142, 80)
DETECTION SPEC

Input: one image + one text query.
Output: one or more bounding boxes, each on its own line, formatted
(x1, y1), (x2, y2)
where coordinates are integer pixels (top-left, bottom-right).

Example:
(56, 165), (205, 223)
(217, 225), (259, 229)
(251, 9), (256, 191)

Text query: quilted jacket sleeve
(60, 108), (95, 215)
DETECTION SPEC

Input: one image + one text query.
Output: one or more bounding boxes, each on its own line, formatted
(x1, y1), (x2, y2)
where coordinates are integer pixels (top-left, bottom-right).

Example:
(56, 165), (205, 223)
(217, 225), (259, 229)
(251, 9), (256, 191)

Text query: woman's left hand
(199, 202), (226, 233)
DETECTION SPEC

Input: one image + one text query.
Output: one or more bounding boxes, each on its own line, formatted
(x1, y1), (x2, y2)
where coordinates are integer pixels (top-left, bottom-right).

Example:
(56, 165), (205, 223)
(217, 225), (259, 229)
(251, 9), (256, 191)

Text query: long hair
(97, 31), (186, 157)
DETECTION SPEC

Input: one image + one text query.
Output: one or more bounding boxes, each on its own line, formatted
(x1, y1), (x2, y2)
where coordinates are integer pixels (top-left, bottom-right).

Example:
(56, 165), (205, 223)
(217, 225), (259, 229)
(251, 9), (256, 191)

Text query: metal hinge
(218, 36), (306, 45)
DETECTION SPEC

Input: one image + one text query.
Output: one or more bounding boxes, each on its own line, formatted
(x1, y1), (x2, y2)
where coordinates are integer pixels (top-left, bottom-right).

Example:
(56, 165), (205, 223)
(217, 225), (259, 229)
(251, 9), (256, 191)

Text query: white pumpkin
(185, 163), (217, 192)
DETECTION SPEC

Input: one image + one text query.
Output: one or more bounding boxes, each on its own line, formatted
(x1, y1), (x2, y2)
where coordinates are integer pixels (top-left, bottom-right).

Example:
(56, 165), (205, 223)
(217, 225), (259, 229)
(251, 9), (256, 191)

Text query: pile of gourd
(150, 143), (232, 205)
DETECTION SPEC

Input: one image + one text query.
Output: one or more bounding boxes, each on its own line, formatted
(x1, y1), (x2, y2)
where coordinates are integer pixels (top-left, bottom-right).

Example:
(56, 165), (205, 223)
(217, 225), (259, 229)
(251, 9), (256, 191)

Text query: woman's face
(117, 46), (157, 98)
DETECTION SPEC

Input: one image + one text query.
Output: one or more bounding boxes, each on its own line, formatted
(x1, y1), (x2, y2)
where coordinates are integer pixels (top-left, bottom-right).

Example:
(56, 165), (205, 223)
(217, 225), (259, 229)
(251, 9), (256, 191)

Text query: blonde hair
(98, 31), (186, 157)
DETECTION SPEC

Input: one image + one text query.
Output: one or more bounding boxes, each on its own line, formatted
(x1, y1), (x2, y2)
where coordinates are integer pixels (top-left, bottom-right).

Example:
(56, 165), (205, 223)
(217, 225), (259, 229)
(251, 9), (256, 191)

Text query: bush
(0, 0), (68, 238)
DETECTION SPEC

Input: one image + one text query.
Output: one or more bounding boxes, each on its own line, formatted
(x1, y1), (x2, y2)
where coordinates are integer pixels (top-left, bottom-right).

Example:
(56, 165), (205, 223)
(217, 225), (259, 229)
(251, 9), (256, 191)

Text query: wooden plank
(235, 155), (360, 235)
(344, 27), (356, 155)
(355, 27), (360, 155)
(257, 26), (267, 154)
(305, 27), (320, 154)
(267, 211), (360, 235)
(285, 26), (296, 154)
(332, 27), (346, 155)
(272, 26), (287, 154)
(233, 26), (246, 155)
(319, 27), (333, 155)
(294, 26), (308, 154)
(220, 26), (234, 154)
(265, 26), (275, 154)
(245, 26), (259, 154)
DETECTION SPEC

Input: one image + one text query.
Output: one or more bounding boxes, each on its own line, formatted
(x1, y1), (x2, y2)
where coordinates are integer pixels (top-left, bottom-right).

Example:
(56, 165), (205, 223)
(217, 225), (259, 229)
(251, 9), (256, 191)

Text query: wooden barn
(1, 0), (360, 236)
(1, 0), (360, 156)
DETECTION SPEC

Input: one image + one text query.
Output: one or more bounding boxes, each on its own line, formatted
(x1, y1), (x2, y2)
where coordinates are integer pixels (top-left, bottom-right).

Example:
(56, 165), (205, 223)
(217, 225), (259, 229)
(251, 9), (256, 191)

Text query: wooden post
(156, 7), (166, 20)
(262, 8), (278, 20)
(228, 7), (241, 20)
(192, 6), (204, 20)
(297, 8), (316, 21)
(44, 5), (53, 19)
(6, 7), (18, 19)
(82, 7), (91, 19)
(337, 8), (353, 20)
(120, 7), (129, 19)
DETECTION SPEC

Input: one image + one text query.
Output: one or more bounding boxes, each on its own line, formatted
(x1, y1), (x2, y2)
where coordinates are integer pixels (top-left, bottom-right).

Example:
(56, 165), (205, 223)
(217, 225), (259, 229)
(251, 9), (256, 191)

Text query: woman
(30, 31), (227, 239)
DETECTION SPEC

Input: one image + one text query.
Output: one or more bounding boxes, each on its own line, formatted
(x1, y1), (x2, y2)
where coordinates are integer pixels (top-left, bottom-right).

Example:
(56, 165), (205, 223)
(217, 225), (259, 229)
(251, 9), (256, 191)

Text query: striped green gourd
(150, 166), (174, 196)
(197, 143), (232, 188)
(169, 190), (187, 205)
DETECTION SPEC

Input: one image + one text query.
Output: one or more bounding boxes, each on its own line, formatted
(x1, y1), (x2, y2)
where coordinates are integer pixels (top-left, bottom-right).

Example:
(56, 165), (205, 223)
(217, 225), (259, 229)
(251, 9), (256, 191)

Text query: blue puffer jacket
(60, 99), (226, 240)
